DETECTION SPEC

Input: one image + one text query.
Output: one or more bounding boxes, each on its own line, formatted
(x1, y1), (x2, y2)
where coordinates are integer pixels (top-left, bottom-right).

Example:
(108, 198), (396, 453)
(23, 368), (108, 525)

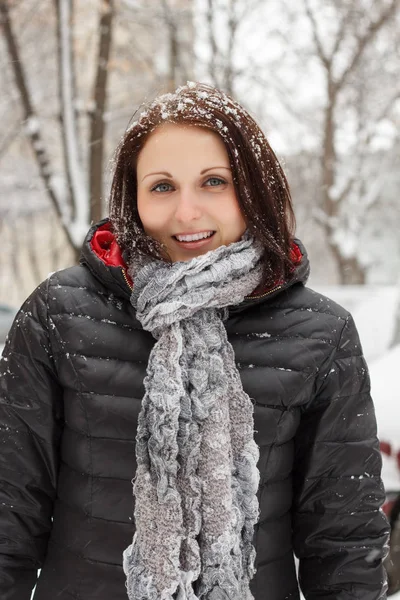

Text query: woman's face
(136, 123), (246, 262)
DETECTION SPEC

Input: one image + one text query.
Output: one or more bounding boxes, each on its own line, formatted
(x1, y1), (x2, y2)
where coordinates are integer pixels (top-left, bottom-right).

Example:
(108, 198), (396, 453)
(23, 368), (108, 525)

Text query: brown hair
(109, 81), (296, 287)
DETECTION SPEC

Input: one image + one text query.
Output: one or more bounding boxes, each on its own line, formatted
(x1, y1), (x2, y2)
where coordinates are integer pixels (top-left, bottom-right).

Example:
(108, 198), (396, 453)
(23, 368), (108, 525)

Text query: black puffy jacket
(0, 220), (389, 600)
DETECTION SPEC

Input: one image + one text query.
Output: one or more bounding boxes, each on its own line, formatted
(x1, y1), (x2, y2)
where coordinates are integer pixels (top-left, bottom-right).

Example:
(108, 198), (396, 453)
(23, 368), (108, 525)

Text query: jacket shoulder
(283, 283), (351, 321)
(229, 282), (355, 362)
(284, 285), (366, 394)
(47, 264), (104, 292)
(241, 283), (352, 344)
(274, 283), (355, 351)
(43, 264), (136, 327)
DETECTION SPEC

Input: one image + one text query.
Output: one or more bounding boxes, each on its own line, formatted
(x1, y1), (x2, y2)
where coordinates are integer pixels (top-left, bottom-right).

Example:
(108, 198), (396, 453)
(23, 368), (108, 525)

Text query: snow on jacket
(0, 220), (389, 600)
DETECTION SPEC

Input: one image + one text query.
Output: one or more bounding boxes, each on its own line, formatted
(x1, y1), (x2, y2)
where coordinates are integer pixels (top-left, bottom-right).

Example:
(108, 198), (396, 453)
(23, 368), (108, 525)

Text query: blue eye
(151, 182), (172, 193)
(205, 177), (226, 187)
(151, 177), (226, 193)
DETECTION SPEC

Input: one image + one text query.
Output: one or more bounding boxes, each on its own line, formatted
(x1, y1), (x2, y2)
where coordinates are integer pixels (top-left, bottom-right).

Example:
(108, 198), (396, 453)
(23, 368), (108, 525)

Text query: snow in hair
(129, 81), (244, 135)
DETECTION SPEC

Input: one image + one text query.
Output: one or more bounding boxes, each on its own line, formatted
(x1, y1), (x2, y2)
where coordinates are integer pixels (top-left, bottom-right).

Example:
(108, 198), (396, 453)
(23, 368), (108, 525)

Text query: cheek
(225, 198), (246, 234)
(137, 195), (164, 236)
(137, 193), (149, 226)
(235, 204), (247, 228)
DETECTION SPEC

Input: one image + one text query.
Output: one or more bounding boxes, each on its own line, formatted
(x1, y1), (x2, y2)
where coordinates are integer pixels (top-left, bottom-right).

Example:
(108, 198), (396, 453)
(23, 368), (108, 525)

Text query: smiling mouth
(173, 231), (215, 242)
(172, 231), (216, 248)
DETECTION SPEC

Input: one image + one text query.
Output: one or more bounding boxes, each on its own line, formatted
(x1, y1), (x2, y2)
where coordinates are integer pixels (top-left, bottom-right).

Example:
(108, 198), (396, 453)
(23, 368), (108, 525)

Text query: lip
(172, 231), (216, 250)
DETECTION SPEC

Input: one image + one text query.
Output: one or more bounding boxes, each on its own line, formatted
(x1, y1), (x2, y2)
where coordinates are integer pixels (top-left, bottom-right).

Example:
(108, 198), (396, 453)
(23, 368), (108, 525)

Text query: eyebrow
(141, 166), (231, 182)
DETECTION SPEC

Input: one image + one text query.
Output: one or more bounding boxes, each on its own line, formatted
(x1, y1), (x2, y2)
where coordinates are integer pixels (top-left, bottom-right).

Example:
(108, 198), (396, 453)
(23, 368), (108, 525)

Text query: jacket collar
(80, 219), (133, 299)
(80, 219), (310, 307)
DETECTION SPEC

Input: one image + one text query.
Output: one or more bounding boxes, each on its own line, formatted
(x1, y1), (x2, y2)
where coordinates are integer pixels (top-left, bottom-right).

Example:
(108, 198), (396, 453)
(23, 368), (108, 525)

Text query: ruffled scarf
(123, 234), (263, 599)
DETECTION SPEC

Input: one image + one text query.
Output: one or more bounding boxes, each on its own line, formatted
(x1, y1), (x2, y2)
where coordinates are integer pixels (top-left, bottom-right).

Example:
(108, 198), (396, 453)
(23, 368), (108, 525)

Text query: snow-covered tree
(1, 0), (114, 257)
(288, 0), (400, 283)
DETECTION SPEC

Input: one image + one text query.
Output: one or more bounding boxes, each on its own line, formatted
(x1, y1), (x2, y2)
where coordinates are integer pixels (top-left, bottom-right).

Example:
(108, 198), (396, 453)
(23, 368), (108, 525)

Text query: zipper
(245, 284), (283, 300)
(121, 267), (133, 291)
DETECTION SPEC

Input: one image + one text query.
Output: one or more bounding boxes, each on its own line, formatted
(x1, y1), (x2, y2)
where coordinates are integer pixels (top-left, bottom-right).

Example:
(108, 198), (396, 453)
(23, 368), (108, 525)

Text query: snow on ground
(370, 344), (400, 494)
(370, 345), (400, 444)
(316, 285), (399, 364)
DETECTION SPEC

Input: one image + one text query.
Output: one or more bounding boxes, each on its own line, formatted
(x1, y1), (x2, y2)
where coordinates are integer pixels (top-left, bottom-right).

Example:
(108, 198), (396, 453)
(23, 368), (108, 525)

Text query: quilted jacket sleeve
(0, 280), (64, 600)
(292, 314), (390, 600)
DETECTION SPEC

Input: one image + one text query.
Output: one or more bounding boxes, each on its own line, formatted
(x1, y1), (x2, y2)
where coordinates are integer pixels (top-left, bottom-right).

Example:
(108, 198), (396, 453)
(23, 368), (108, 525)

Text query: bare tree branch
(242, 70), (319, 129)
(302, 0), (331, 71)
(369, 87), (400, 138)
(336, 0), (400, 91)
(336, 175), (357, 206)
(112, 19), (155, 74)
(330, 5), (351, 60)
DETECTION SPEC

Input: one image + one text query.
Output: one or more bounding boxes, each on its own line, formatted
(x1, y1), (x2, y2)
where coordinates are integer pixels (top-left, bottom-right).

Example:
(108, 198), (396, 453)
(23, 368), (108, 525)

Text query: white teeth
(176, 231), (214, 242)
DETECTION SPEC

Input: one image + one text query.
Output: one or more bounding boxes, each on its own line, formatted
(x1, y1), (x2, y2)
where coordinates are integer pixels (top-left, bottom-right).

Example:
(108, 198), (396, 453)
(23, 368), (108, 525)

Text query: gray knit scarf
(123, 234), (263, 600)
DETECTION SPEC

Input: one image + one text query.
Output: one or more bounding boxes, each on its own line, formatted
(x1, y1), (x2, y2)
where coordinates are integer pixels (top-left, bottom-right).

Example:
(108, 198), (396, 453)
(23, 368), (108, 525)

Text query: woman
(0, 82), (389, 600)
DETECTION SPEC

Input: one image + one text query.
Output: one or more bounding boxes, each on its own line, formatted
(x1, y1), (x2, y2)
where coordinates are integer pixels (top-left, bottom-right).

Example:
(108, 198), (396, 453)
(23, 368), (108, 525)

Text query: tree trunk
(50, 211), (61, 273)
(224, 0), (237, 96)
(56, 0), (89, 232)
(331, 245), (366, 285)
(26, 212), (43, 285)
(321, 82), (336, 218)
(168, 19), (179, 91)
(206, 0), (219, 87)
(10, 223), (26, 299)
(321, 80), (367, 285)
(89, 0), (114, 224)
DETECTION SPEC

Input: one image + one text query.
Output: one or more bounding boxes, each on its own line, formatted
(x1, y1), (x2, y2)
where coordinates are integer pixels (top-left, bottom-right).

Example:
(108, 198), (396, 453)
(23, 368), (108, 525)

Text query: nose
(174, 187), (202, 223)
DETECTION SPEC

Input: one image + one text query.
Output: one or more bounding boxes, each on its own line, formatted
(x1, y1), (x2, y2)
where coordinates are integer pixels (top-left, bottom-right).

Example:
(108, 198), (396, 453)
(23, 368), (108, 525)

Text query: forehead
(138, 123), (228, 159)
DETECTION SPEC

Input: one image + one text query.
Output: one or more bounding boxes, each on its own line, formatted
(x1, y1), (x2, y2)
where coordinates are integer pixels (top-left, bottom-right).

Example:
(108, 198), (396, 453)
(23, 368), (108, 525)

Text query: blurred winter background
(0, 0), (400, 594)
